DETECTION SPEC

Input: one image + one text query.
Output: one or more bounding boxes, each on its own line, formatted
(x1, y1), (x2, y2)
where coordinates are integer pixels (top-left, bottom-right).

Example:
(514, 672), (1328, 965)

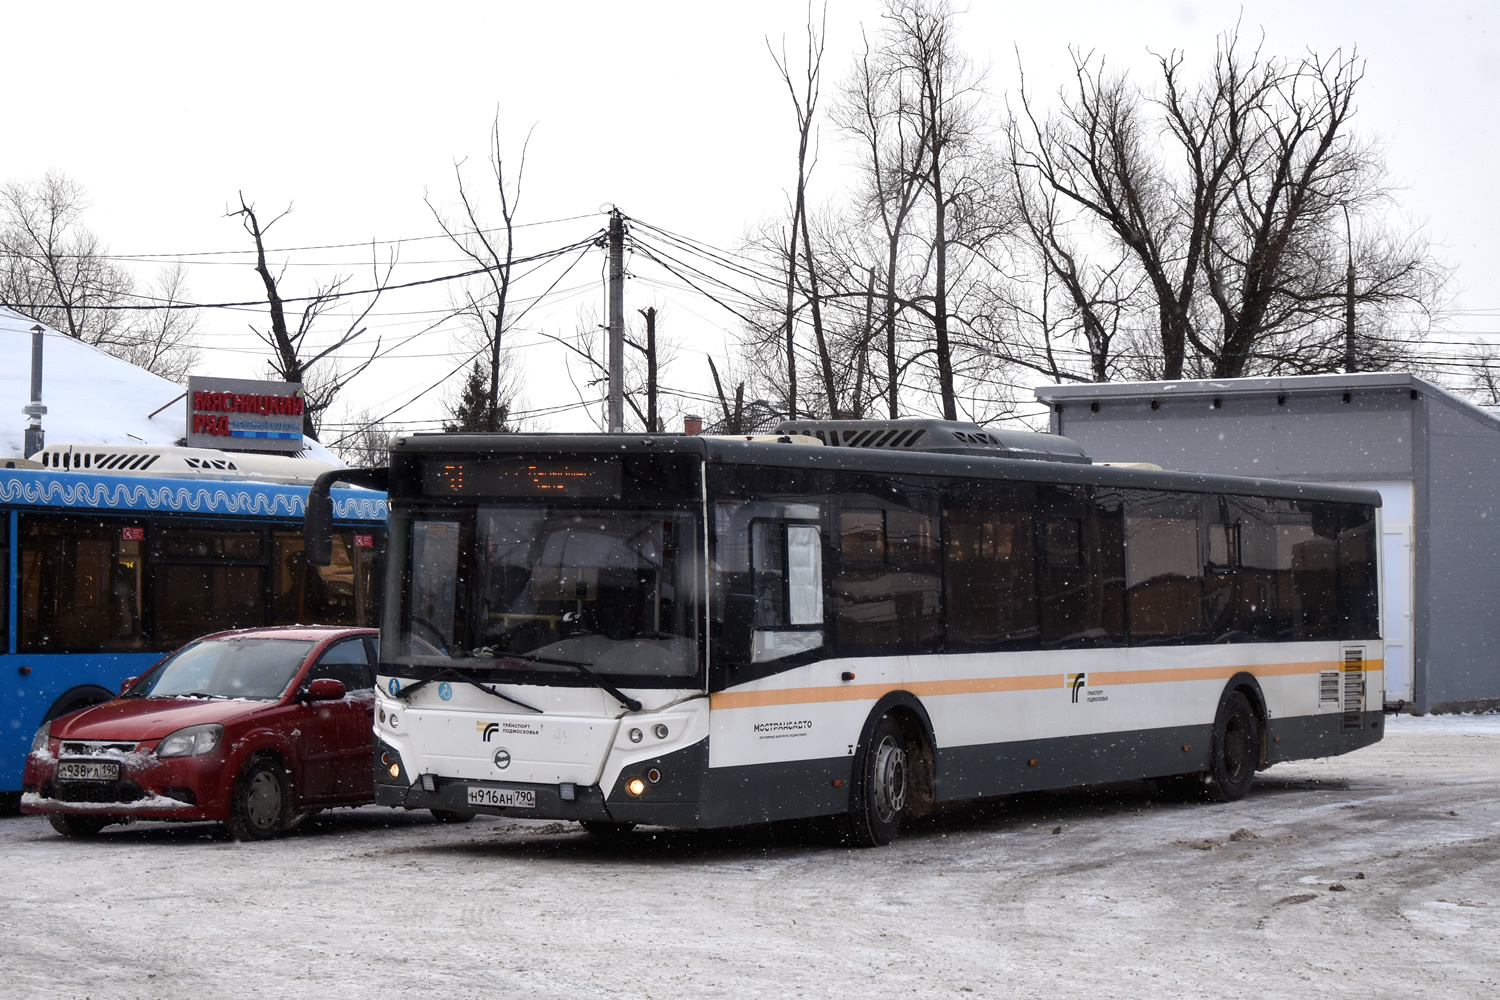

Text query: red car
(22, 626), (379, 840)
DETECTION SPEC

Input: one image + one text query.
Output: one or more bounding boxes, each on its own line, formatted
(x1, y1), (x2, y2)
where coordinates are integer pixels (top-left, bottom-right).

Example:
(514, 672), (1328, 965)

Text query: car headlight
(30, 723), (50, 754)
(156, 724), (224, 758)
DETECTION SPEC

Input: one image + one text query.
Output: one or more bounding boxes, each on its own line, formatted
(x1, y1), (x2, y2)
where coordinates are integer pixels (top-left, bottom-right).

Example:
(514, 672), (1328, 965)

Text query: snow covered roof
(0, 306), (341, 464)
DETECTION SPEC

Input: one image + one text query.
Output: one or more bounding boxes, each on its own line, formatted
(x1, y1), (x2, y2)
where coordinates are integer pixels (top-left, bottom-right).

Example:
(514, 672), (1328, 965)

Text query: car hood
(49, 697), (273, 742)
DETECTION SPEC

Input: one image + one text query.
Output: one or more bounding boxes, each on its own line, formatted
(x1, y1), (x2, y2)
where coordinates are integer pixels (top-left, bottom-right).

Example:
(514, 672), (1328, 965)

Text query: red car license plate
(57, 761), (120, 781)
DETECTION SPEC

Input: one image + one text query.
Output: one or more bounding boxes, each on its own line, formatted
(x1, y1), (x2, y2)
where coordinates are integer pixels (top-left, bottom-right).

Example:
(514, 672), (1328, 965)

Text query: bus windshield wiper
(488, 651), (643, 713)
(392, 668), (543, 715)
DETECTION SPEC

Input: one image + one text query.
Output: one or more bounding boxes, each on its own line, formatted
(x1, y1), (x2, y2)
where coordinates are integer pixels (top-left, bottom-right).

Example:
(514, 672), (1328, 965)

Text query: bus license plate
(58, 761), (119, 781)
(467, 786), (535, 809)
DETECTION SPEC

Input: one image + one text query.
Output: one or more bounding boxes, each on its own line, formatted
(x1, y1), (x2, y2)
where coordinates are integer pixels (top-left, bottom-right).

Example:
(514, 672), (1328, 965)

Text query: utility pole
(607, 210), (625, 432)
(638, 306), (658, 432)
(1341, 202), (1357, 373)
(23, 324), (47, 457)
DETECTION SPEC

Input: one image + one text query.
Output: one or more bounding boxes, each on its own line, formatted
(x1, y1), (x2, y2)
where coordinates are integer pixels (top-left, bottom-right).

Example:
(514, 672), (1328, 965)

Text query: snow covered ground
(3, 714), (1497, 999)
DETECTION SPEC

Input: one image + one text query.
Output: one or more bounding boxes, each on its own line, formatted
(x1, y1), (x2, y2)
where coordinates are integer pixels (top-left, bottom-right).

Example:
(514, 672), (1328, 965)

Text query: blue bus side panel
(1, 469), (387, 793)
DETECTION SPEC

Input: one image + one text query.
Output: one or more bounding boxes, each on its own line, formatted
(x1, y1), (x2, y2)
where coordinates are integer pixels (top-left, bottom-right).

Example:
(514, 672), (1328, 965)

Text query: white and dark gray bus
(325, 421), (1384, 845)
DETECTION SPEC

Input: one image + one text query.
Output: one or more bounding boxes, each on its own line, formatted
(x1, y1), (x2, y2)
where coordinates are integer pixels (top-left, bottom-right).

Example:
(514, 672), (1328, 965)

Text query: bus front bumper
(373, 738), (706, 827)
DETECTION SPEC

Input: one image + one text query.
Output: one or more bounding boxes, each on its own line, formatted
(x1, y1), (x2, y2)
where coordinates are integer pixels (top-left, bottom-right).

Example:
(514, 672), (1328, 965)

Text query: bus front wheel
(844, 713), (910, 848)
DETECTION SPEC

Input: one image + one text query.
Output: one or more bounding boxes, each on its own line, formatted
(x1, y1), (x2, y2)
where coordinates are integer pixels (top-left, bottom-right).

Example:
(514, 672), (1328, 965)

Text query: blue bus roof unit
(772, 418), (1092, 463)
(0, 468), (386, 522)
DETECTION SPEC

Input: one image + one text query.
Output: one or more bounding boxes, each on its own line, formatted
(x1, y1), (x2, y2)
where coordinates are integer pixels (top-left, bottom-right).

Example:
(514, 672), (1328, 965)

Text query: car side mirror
(119, 676), (139, 695)
(305, 678), (347, 701)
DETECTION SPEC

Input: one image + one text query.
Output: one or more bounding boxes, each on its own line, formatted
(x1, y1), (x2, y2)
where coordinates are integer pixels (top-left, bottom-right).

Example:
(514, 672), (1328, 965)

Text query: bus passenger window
(834, 507), (939, 653)
(944, 510), (1037, 646)
(1124, 502), (1203, 642)
(1280, 504), (1340, 640)
(152, 527), (266, 649)
(274, 531), (380, 627)
(1337, 511), (1379, 639)
(0, 520), (7, 645)
(1203, 521), (1240, 639)
(18, 516), (146, 653)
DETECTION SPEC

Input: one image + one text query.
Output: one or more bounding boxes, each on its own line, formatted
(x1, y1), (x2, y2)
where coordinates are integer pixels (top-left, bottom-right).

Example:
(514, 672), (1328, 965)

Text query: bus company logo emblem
(1067, 673), (1087, 703)
(387, 678), (401, 697)
(438, 682), (453, 701)
(492, 748), (512, 769)
(478, 722), (500, 741)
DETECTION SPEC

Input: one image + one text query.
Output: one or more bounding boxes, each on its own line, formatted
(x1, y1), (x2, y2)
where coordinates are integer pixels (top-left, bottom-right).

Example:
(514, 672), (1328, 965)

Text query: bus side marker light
(1182, 745), (1191, 752)
(841, 672), (856, 681)
(18, 666), (31, 676)
(647, 768), (662, 784)
(1028, 760), (1038, 767)
(626, 778), (646, 796)
(832, 779), (845, 787)
(1274, 736), (1282, 743)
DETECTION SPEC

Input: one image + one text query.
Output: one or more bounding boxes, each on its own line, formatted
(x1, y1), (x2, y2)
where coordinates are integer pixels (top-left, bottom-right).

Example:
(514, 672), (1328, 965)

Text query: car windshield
(130, 637), (317, 700)
(399, 507), (700, 679)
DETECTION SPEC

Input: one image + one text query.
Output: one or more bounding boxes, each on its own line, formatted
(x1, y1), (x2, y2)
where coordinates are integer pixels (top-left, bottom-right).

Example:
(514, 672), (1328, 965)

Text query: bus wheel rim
(872, 735), (908, 823)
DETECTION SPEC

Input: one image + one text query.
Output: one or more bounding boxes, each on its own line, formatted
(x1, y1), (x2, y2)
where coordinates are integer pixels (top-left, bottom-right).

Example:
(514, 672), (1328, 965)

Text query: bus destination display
(422, 458), (623, 498)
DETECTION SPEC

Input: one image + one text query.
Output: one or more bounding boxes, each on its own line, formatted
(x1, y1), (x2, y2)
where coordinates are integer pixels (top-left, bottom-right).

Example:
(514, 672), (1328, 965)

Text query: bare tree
(1, 172), (203, 380)
(426, 115), (532, 433)
(230, 194), (395, 441)
(768, 5), (840, 419)
(332, 407), (397, 467)
(881, 0), (1001, 420)
(1013, 30), (1448, 379)
(833, 25), (930, 417)
(554, 305), (675, 433)
(118, 263), (202, 382)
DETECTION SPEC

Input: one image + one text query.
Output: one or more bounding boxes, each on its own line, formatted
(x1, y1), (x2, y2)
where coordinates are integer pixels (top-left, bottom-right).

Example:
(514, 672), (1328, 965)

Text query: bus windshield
(400, 507), (700, 680)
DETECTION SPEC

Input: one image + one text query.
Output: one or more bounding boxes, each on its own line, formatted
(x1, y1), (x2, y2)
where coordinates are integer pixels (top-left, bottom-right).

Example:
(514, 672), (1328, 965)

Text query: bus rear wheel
(1205, 690), (1261, 802)
(844, 714), (910, 848)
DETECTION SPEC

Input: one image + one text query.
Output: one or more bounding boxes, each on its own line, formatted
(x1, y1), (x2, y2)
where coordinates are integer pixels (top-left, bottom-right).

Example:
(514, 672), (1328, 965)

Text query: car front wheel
(48, 813), (109, 838)
(226, 756), (289, 841)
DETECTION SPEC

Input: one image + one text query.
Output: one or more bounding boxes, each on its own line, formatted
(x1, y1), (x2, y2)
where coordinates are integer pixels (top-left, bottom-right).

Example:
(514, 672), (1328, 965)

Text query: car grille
(60, 741), (140, 757)
(43, 778), (147, 804)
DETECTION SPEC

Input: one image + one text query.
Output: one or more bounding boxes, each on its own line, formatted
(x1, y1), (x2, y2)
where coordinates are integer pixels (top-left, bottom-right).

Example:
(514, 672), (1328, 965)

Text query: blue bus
(1, 461), (386, 804)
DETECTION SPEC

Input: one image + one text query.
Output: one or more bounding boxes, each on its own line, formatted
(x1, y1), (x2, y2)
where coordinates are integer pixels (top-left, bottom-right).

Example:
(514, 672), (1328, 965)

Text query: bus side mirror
(305, 488), (334, 566)
(720, 593), (757, 667)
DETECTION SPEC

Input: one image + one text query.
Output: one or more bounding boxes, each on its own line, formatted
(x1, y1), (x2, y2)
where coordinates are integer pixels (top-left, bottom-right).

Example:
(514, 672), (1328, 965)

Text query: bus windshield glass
(400, 507), (700, 680)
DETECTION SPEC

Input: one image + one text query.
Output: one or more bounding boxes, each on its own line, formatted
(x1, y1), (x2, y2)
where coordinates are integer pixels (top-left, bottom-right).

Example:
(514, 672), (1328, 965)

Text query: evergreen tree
(443, 361), (510, 432)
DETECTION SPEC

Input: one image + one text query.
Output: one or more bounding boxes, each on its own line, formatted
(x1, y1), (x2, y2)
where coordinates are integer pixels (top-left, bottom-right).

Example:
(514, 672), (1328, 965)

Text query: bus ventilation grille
(770, 419), (1091, 462)
(1342, 648), (1365, 730)
(1319, 670), (1340, 705)
(40, 450), (161, 472)
(184, 457), (240, 472)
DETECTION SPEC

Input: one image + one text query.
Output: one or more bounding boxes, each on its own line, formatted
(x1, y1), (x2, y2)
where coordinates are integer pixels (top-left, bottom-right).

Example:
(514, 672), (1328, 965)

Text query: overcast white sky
(4, 1), (1496, 444)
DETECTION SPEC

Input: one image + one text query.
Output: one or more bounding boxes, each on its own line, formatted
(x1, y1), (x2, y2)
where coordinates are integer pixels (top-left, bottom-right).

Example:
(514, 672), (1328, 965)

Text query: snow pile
(0, 306), (340, 464)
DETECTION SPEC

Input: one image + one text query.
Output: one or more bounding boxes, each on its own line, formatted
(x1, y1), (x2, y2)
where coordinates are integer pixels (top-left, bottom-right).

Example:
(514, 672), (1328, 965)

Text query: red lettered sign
(121, 527), (145, 542)
(354, 534), (374, 548)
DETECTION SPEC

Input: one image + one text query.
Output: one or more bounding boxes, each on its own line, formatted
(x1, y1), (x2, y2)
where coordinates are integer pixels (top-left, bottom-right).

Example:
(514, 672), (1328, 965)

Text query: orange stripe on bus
(708, 658), (1383, 712)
